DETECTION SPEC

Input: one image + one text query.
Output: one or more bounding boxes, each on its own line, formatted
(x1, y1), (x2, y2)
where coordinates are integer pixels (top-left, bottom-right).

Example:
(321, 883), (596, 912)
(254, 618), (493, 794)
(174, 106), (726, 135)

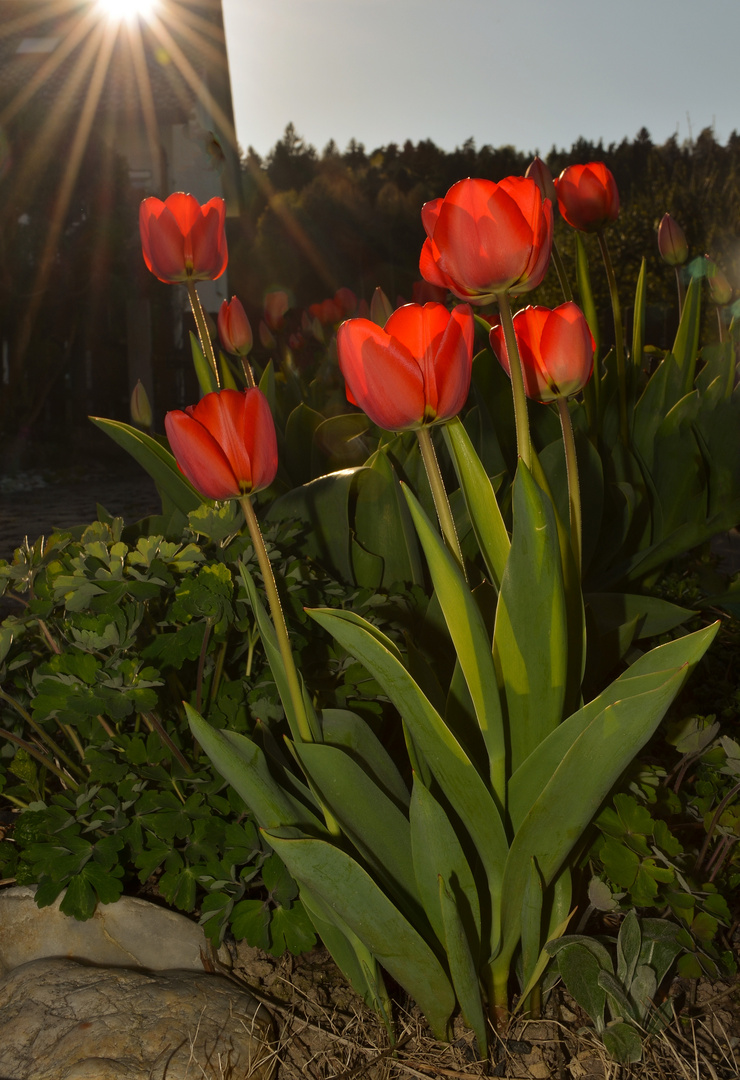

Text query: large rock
(0, 887), (216, 975)
(0, 957), (275, 1080)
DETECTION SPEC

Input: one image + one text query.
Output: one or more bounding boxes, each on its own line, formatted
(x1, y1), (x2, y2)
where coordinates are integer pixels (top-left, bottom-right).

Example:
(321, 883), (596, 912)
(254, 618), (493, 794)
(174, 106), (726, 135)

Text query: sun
(95, 0), (158, 21)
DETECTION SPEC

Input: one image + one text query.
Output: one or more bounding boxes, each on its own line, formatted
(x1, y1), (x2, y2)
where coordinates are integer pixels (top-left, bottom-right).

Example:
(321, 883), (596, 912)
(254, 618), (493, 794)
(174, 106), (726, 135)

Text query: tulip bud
(334, 287), (357, 317)
(369, 286), (394, 327)
(657, 214), (688, 266)
(705, 257), (733, 305)
(130, 380), (152, 429)
(264, 290), (289, 330)
(525, 156), (557, 206)
(259, 320), (276, 350)
(218, 296), (253, 356)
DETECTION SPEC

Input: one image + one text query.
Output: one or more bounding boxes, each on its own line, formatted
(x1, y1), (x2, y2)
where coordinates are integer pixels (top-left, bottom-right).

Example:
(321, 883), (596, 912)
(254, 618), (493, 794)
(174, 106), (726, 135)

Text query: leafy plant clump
(0, 505), (420, 952)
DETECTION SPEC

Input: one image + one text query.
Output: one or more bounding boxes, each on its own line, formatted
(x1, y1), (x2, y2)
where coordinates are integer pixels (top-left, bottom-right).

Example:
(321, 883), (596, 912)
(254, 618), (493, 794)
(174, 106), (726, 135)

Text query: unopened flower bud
(218, 296), (253, 356)
(130, 380), (152, 429)
(705, 257), (733, 305)
(525, 156), (557, 205)
(369, 286), (393, 327)
(658, 214), (688, 266)
(263, 290), (289, 330)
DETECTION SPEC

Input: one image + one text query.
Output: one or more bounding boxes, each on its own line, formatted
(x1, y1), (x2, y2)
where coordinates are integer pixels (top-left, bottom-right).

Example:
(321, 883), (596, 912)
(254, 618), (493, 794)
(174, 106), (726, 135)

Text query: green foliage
(0, 508), (423, 948)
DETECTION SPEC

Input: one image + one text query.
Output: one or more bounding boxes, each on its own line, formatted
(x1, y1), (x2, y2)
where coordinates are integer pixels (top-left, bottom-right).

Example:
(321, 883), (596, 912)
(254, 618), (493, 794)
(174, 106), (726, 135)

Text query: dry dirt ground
(197, 941), (740, 1080)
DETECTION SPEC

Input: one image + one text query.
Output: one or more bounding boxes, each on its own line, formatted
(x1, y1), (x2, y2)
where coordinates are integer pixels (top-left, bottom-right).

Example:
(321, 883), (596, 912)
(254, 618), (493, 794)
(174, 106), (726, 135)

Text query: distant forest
(227, 123), (740, 346)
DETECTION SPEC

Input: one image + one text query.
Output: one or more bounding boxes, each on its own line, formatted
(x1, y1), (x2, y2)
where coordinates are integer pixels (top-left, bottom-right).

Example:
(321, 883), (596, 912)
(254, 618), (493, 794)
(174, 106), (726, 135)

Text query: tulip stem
(716, 305), (727, 344)
(187, 280), (220, 389)
(496, 291), (532, 470)
(416, 426), (466, 579)
(241, 358), (257, 388)
(557, 396), (582, 577)
(675, 266), (686, 321)
(551, 241), (573, 302)
(240, 495), (314, 744)
(596, 229), (629, 444)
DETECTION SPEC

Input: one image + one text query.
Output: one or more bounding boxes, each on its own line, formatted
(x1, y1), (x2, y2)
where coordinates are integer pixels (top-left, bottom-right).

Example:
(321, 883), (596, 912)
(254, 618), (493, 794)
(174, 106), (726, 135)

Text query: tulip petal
(434, 304), (475, 418)
(190, 199), (228, 281)
(188, 389), (256, 491)
(140, 201), (189, 283)
(337, 319), (426, 430)
(241, 388), (279, 492)
(165, 409), (241, 499)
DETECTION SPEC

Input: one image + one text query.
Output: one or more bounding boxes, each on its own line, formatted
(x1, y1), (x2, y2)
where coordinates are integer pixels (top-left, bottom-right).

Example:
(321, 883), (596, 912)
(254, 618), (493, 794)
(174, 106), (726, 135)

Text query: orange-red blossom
(489, 302), (595, 402)
(139, 192), (227, 283)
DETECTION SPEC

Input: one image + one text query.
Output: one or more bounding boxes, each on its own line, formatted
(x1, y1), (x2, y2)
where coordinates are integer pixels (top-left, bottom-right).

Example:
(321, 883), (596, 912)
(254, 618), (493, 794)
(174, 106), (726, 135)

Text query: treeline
(228, 124), (740, 345)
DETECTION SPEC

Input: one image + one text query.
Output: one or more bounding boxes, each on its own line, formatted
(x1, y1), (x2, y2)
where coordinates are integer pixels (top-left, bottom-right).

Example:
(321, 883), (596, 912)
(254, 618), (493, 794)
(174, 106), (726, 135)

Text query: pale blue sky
(222, 0), (740, 160)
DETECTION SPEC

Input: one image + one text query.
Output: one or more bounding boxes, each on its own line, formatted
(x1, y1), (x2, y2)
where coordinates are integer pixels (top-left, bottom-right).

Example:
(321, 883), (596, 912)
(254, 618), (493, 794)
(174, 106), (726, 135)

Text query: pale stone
(0, 886), (219, 976)
(0, 957), (275, 1080)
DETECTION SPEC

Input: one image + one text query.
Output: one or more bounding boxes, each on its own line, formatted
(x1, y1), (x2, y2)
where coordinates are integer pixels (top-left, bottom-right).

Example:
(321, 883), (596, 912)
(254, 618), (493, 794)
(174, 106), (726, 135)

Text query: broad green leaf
(355, 452), (424, 587)
(616, 909), (641, 988)
(672, 275), (701, 395)
(520, 858), (544, 991)
(439, 875), (488, 1055)
(291, 741), (421, 921)
(632, 353), (685, 471)
(89, 418), (201, 516)
(264, 829), (456, 1039)
(493, 463), (567, 772)
(285, 402), (325, 486)
(598, 969), (638, 1023)
(402, 483), (506, 801)
(601, 1022), (644, 1064)
(267, 468), (359, 584)
(320, 708), (409, 809)
(585, 593), (694, 640)
(443, 416), (510, 590)
(185, 703), (323, 832)
(632, 257), (647, 375)
(509, 622), (718, 833)
(499, 632), (715, 971)
(306, 605), (509, 958)
(409, 777), (481, 956)
(557, 942), (607, 1031)
(312, 412), (372, 475)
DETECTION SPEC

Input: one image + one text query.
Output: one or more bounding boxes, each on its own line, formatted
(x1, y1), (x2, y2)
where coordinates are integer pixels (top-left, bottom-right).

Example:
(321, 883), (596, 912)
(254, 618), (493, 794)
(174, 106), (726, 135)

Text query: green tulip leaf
(184, 703), (323, 831)
(285, 402), (325, 486)
(264, 829), (456, 1040)
(267, 467), (359, 583)
(672, 275), (701, 394)
(89, 417), (202, 516)
(291, 740), (421, 922)
(320, 708), (409, 809)
(439, 875), (488, 1055)
(520, 857), (544, 992)
(354, 452), (424, 587)
(305, 605), (509, 958)
(402, 483), (506, 804)
(585, 592), (695, 640)
(493, 462), (568, 772)
(443, 416), (510, 590)
(189, 331), (219, 396)
(632, 257), (647, 374)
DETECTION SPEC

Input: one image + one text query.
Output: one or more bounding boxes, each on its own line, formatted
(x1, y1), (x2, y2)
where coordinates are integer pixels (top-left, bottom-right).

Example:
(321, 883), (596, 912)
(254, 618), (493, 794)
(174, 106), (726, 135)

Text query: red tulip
(165, 388), (277, 500)
(657, 213), (688, 266)
(554, 163), (619, 233)
(705, 257), (733, 305)
(337, 302), (474, 431)
(139, 193), (227, 283)
(489, 302), (594, 402)
(419, 177), (553, 304)
(264, 290), (290, 330)
(525, 156), (557, 206)
(218, 296), (253, 356)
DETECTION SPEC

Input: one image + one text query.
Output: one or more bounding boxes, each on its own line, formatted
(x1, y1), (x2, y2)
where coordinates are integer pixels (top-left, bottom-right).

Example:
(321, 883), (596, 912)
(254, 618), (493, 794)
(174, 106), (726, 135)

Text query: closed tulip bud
(264, 290), (289, 331)
(525, 156), (557, 206)
(705, 257), (733, 305)
(369, 286), (394, 327)
(259, 320), (276, 349)
(554, 163), (619, 233)
(337, 302), (474, 432)
(165, 388), (278, 501)
(218, 296), (253, 356)
(489, 302), (595, 402)
(334, 287), (357, 317)
(130, 380), (152, 429)
(658, 214), (688, 266)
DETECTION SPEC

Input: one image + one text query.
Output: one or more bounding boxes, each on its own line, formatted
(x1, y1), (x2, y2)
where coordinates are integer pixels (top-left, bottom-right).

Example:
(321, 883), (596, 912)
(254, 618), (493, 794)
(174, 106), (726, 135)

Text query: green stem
(0, 727), (79, 792)
(716, 305), (727, 343)
(675, 266), (685, 321)
(240, 495), (313, 744)
(557, 396), (582, 577)
(0, 688), (84, 779)
(415, 426), (465, 579)
(187, 279), (220, 389)
(496, 291), (532, 470)
(596, 228), (629, 444)
(241, 357), (257, 388)
(551, 241), (573, 302)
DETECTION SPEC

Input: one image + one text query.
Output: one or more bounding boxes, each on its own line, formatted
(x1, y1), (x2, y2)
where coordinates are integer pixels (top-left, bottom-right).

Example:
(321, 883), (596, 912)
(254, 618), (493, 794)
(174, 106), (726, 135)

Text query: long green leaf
(321, 708), (409, 809)
(291, 741), (422, 922)
(443, 416), (510, 590)
(89, 417), (201, 516)
(632, 257), (647, 375)
(184, 703), (323, 831)
(439, 876), (488, 1054)
(190, 330), (218, 395)
(672, 275), (701, 394)
(306, 605), (509, 958)
(402, 483), (506, 803)
(493, 463), (568, 772)
(264, 829), (456, 1039)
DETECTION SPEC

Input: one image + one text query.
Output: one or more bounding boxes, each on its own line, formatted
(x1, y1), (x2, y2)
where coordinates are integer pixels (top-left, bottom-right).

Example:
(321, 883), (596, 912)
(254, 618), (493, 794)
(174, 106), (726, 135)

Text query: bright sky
(221, 0), (740, 161)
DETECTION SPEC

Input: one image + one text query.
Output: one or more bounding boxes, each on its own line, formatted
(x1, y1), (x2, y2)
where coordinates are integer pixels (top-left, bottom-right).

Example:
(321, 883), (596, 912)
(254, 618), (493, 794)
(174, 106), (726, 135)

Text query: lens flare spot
(95, 0), (158, 21)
